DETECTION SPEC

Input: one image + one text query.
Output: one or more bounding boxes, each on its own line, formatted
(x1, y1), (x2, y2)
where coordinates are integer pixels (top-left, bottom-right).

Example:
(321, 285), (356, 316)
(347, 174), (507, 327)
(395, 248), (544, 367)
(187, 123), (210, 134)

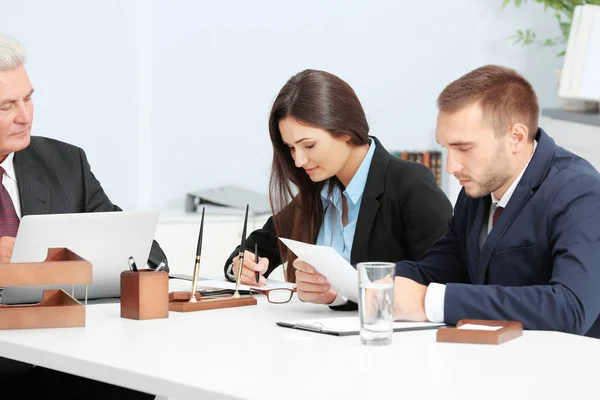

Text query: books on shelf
(391, 150), (443, 187)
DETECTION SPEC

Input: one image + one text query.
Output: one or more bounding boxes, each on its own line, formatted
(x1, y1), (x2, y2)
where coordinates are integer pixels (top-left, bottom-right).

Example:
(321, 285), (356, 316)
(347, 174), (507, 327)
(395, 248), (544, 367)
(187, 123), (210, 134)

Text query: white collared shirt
(0, 152), (22, 219)
(425, 141), (538, 323)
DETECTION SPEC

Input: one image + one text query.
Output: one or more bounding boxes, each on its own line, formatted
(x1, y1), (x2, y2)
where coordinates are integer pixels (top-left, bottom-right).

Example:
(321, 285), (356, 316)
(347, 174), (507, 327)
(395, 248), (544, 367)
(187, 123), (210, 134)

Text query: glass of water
(358, 262), (395, 346)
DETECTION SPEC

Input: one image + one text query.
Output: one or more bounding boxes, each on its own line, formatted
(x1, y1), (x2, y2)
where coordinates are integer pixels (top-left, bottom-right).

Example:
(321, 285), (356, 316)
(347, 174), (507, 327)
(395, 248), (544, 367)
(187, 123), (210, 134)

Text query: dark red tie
(492, 206), (504, 227)
(0, 166), (20, 237)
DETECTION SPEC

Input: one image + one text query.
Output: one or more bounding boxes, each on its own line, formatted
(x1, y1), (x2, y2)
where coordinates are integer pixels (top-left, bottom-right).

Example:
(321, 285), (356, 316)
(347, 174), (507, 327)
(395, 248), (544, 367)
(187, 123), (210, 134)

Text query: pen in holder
(120, 260), (169, 320)
(233, 204), (250, 298)
(168, 205), (257, 312)
(155, 260), (167, 272)
(189, 207), (205, 303)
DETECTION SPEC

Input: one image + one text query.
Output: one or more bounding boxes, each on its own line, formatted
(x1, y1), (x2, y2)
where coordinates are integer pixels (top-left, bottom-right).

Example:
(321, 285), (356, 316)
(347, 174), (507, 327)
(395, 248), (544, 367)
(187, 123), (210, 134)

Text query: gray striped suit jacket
(12, 135), (168, 269)
(0, 136), (168, 375)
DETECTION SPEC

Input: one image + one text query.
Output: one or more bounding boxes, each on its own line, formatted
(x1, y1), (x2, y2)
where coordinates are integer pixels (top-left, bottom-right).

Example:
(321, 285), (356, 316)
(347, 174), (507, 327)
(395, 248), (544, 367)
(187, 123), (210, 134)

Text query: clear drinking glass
(358, 262), (395, 346)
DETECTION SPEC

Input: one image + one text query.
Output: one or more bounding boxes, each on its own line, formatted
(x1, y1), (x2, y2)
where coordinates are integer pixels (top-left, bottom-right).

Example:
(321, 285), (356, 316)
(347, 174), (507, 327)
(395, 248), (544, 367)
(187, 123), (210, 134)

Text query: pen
(233, 204), (249, 297)
(255, 243), (260, 284)
(128, 256), (138, 272)
(155, 260), (166, 272)
(190, 207), (205, 303)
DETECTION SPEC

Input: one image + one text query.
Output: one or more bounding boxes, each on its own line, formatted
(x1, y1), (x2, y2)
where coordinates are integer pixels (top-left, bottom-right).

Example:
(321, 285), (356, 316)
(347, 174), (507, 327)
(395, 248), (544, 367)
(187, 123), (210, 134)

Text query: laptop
(1, 210), (160, 305)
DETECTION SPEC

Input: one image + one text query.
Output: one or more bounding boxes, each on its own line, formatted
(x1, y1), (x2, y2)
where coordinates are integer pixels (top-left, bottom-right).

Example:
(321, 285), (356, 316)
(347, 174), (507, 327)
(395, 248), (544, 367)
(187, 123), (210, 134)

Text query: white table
(0, 294), (599, 400)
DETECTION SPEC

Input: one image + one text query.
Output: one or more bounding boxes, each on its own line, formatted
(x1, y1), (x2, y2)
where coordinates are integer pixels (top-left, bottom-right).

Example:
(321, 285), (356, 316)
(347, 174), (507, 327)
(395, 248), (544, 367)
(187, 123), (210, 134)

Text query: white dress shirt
(425, 141), (538, 323)
(0, 152), (22, 219)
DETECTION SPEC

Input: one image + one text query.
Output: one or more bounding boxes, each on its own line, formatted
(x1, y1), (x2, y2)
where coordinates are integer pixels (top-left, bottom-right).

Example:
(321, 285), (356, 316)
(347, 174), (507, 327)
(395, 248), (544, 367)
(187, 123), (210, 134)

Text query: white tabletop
(0, 294), (599, 400)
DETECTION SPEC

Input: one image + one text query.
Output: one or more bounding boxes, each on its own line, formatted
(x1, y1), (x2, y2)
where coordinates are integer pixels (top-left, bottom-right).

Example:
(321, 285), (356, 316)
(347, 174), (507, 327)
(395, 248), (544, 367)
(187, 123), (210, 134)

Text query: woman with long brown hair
(224, 69), (452, 308)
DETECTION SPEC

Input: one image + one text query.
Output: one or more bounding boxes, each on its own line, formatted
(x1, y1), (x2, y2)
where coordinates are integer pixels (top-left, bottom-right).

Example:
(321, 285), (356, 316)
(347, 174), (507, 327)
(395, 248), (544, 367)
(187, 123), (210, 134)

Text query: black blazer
(223, 137), (453, 301)
(13, 136), (167, 269)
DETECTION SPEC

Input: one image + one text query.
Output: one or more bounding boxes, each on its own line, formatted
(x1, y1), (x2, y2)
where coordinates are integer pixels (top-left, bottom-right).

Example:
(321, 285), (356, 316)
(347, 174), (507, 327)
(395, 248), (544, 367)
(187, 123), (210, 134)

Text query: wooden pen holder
(168, 291), (257, 312)
(0, 248), (92, 330)
(120, 269), (169, 320)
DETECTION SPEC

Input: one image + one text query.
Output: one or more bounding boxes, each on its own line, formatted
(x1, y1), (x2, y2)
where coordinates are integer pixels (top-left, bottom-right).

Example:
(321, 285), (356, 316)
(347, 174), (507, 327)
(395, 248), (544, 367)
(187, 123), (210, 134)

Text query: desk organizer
(121, 270), (169, 320)
(0, 248), (92, 330)
(436, 319), (523, 345)
(168, 291), (257, 312)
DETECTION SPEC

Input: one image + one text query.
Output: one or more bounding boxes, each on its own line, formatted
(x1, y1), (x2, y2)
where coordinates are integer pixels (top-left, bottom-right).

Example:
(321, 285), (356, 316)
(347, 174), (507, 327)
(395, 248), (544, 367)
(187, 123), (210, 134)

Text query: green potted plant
(503, 0), (600, 112)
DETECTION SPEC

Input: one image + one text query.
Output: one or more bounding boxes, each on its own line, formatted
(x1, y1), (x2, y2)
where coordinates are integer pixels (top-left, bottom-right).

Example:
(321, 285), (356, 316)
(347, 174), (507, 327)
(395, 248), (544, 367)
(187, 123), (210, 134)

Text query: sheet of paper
(284, 316), (444, 334)
(169, 278), (199, 292)
(457, 324), (503, 331)
(168, 275), (295, 292)
(279, 238), (359, 303)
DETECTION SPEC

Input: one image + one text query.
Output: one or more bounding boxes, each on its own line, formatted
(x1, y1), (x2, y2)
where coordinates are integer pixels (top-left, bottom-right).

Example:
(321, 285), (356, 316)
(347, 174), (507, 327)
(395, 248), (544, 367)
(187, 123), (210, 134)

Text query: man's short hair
(437, 65), (539, 141)
(0, 34), (26, 71)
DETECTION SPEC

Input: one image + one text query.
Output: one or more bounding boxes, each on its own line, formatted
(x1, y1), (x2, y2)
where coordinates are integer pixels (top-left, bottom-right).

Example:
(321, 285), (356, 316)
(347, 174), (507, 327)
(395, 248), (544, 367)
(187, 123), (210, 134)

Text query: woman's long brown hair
(268, 69), (370, 281)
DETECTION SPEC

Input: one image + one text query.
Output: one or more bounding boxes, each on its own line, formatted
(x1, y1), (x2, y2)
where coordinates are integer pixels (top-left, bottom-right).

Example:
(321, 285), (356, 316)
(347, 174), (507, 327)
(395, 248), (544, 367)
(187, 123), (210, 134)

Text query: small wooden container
(436, 319), (523, 345)
(120, 269), (169, 320)
(0, 248), (92, 330)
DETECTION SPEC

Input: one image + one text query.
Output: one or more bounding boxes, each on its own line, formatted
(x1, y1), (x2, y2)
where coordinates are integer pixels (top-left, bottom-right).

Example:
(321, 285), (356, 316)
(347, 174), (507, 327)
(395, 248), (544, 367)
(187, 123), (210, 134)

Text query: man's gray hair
(0, 34), (26, 71)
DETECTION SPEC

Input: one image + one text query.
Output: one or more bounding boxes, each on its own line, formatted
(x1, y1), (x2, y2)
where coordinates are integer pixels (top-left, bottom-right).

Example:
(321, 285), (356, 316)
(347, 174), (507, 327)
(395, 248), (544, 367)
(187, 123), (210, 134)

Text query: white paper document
(277, 316), (445, 336)
(458, 324), (503, 331)
(169, 275), (295, 292)
(279, 237), (359, 303)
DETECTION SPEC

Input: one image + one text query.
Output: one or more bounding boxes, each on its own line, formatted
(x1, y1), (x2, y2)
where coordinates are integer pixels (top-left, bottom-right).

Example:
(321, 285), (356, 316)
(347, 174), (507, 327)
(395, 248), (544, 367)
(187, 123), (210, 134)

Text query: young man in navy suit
(388, 65), (600, 338)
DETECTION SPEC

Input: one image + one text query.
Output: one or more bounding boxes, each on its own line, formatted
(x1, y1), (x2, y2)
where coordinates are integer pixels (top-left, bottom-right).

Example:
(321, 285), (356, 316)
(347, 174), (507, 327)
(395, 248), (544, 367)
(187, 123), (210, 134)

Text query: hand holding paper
(279, 238), (359, 303)
(293, 259), (338, 304)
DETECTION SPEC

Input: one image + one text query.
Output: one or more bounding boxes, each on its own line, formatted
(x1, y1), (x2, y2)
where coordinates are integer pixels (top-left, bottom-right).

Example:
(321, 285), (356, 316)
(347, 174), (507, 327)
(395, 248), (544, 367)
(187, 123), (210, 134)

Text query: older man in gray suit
(0, 34), (162, 399)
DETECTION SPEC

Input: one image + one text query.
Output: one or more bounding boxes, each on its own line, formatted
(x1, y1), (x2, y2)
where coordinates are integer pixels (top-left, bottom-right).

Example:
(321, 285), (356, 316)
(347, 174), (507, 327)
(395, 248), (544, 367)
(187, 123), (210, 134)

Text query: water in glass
(358, 262), (395, 346)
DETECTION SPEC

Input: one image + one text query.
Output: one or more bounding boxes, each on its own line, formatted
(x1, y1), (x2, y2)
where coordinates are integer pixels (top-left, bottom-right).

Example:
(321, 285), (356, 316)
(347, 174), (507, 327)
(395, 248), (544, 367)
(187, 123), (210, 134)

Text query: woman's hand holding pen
(233, 251), (269, 286)
(293, 259), (337, 304)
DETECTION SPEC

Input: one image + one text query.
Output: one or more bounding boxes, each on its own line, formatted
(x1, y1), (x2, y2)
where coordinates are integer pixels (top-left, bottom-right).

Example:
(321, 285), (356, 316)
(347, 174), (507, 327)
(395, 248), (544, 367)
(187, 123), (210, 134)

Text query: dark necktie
(0, 166), (20, 237)
(492, 206), (504, 227)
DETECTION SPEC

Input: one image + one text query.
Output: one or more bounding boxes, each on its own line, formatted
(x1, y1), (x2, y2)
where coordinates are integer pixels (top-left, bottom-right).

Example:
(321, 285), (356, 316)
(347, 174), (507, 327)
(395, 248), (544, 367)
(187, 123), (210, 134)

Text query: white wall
(0, 0), (145, 209)
(0, 0), (563, 209)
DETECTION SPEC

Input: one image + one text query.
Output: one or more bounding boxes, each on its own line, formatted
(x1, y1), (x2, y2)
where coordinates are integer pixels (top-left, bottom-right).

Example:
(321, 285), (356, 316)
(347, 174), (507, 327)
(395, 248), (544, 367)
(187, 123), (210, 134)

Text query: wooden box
(0, 248), (92, 330)
(436, 319), (523, 345)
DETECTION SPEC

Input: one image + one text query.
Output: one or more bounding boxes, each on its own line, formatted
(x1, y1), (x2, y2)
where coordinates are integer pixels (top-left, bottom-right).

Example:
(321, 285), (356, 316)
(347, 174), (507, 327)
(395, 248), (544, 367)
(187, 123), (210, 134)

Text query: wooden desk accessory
(0, 248), (92, 330)
(120, 269), (169, 320)
(168, 205), (257, 313)
(436, 319), (523, 345)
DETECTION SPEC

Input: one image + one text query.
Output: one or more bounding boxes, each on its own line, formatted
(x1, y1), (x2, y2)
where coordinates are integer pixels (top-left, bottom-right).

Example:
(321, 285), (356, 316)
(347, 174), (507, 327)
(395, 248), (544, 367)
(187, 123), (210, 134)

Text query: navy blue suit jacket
(395, 128), (600, 338)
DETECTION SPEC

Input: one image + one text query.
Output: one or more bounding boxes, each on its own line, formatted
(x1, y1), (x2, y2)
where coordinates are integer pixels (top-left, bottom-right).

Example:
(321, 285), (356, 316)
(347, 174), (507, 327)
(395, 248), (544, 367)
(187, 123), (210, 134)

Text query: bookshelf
(391, 150), (443, 188)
